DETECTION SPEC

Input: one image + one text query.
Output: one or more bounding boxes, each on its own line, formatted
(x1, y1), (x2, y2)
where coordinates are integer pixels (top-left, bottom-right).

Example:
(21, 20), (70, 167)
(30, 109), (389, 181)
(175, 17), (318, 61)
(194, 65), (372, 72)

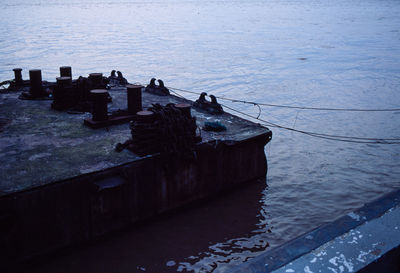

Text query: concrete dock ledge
(229, 189), (400, 273)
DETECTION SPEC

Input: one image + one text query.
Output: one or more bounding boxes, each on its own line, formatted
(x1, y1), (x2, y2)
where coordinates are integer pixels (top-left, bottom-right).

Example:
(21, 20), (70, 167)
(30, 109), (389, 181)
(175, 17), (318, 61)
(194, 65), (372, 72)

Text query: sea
(1, 0), (400, 272)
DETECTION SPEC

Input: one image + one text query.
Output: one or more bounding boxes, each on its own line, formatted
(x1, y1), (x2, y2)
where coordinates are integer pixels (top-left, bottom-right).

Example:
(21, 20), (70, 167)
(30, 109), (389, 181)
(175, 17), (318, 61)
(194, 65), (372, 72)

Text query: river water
(1, 0), (400, 272)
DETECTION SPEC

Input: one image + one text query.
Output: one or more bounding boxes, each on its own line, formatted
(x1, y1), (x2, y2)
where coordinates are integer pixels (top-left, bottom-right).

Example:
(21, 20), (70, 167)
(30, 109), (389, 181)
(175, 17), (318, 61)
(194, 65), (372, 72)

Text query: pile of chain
(119, 103), (200, 160)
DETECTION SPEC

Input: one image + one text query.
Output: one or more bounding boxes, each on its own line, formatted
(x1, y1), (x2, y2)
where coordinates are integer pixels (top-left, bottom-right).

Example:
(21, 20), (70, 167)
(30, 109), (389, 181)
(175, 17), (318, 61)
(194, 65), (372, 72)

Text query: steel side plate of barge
(0, 83), (271, 267)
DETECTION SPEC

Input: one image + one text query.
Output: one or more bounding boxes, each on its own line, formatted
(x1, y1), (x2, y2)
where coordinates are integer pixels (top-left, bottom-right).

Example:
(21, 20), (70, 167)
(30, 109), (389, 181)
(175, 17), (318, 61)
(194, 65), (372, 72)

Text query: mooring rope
(167, 86), (400, 112)
(220, 103), (400, 144)
(166, 86), (400, 144)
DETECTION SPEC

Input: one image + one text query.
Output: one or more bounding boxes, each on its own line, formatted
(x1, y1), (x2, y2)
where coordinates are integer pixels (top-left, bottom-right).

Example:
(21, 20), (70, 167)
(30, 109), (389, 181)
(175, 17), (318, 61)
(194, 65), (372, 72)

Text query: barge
(0, 67), (271, 268)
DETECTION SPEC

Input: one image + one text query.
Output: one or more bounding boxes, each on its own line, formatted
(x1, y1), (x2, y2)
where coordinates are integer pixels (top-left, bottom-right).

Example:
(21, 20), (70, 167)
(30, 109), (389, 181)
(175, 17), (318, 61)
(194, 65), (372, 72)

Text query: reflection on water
(1, 0), (400, 272)
(28, 180), (268, 273)
(176, 186), (272, 273)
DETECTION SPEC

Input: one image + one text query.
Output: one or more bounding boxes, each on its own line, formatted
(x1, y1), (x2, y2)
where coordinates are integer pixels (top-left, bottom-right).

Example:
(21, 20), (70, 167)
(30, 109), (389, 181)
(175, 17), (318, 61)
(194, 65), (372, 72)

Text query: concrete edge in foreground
(229, 188), (400, 273)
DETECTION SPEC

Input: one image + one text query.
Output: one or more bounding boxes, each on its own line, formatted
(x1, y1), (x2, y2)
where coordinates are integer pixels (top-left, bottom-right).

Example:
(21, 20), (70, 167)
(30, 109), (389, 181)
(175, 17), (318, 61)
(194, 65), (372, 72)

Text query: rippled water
(1, 0), (400, 272)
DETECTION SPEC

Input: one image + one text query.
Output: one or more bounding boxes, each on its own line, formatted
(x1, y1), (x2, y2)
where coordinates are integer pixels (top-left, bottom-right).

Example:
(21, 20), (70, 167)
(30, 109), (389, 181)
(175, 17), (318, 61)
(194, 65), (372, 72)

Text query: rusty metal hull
(0, 85), (271, 266)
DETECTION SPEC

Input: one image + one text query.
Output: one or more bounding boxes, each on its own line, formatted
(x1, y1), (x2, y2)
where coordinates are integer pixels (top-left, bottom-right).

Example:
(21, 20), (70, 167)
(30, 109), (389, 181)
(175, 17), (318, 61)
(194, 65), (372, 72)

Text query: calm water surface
(1, 0), (400, 272)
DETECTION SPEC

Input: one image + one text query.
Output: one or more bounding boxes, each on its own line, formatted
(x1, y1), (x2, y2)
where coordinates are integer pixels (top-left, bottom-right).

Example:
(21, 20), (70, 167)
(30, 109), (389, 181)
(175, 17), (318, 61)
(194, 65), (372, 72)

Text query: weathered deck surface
(0, 86), (270, 197)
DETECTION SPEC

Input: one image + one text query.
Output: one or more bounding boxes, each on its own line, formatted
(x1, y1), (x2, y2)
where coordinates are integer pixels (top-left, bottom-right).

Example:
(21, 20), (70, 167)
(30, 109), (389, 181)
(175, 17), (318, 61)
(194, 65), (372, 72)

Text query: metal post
(126, 84), (143, 114)
(29, 69), (43, 97)
(90, 89), (108, 121)
(89, 73), (103, 87)
(13, 68), (23, 84)
(60, 66), (72, 78)
(53, 77), (73, 110)
(174, 103), (192, 118)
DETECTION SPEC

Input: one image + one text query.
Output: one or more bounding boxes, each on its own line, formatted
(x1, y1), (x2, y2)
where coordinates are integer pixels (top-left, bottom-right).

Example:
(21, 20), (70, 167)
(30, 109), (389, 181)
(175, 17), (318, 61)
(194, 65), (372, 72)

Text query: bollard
(13, 68), (23, 84)
(60, 66), (72, 78)
(89, 73), (103, 87)
(56, 76), (72, 86)
(29, 69), (43, 97)
(135, 110), (155, 122)
(126, 84), (143, 114)
(90, 89), (108, 121)
(52, 77), (74, 110)
(174, 103), (192, 118)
